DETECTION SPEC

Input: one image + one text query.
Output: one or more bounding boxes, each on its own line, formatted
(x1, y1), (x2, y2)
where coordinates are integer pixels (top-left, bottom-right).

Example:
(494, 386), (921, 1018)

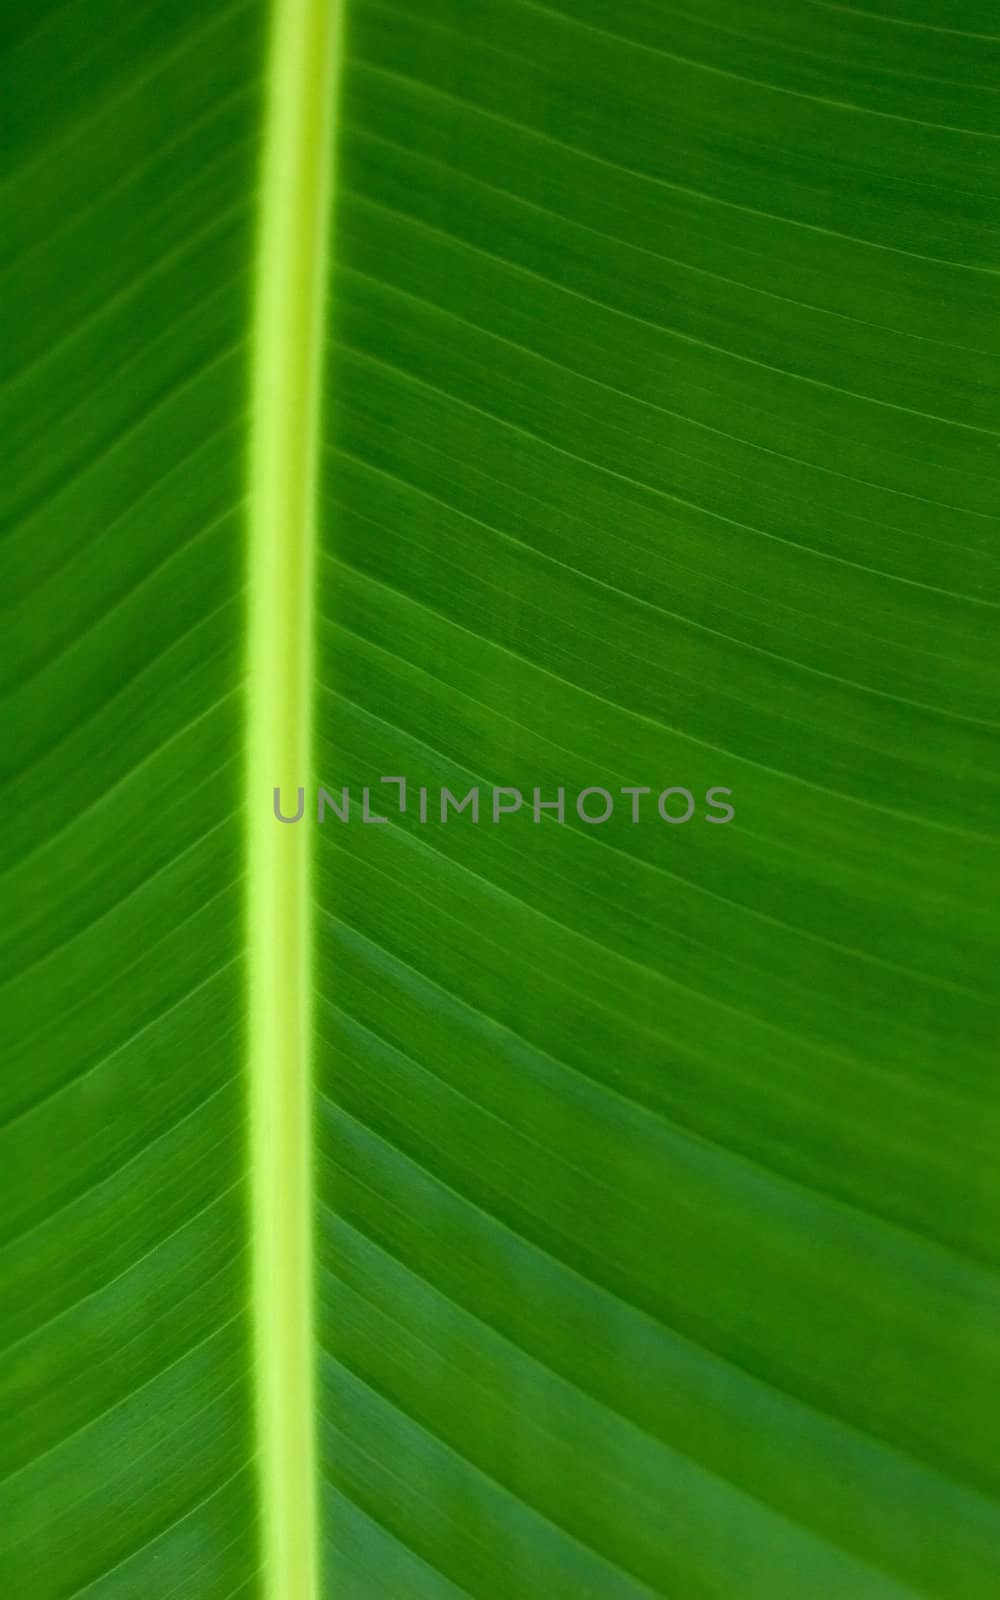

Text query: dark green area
(318, 2), (1000, 1594)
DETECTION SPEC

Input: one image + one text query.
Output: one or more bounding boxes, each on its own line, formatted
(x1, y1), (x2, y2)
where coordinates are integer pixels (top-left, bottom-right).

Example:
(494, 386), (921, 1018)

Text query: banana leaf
(2, 0), (999, 1595)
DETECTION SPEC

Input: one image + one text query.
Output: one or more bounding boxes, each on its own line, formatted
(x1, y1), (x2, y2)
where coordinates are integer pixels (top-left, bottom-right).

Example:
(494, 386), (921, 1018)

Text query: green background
(3, 0), (1000, 1594)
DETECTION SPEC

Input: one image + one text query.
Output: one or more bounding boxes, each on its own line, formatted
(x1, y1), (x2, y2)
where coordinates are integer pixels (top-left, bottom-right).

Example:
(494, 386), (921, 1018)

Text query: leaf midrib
(246, 2), (343, 1595)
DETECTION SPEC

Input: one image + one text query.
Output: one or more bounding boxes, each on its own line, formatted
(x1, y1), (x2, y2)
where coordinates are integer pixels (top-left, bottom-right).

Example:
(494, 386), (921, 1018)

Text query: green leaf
(3, 1), (1000, 1597)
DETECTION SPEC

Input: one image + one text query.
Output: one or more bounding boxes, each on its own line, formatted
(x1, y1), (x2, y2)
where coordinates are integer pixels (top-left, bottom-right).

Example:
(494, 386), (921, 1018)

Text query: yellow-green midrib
(245, 1), (343, 1595)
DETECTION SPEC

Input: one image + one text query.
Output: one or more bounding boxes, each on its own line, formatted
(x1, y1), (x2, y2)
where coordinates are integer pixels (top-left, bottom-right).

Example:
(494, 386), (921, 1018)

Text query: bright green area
(2, 0), (1000, 1596)
(246, 2), (340, 1595)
